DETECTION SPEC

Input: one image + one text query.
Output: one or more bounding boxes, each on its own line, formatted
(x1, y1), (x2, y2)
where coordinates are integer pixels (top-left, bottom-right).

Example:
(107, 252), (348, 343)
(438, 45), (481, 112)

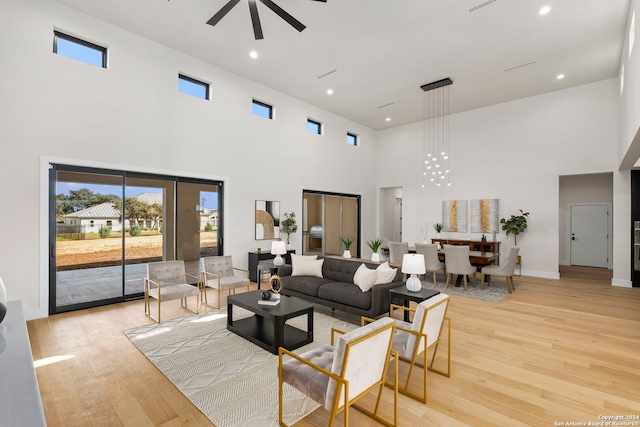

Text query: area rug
(124, 308), (357, 427)
(422, 275), (513, 303)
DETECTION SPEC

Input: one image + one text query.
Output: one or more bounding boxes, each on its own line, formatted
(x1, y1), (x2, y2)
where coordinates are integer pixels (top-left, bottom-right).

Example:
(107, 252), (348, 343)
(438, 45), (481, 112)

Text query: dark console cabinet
(248, 249), (296, 282)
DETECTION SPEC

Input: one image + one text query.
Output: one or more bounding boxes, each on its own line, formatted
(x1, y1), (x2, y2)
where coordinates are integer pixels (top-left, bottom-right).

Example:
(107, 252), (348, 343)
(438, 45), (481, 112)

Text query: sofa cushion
(282, 275), (332, 297)
(353, 263), (377, 292)
(374, 262), (398, 285)
(318, 282), (372, 310)
(322, 257), (361, 283)
(292, 258), (324, 278)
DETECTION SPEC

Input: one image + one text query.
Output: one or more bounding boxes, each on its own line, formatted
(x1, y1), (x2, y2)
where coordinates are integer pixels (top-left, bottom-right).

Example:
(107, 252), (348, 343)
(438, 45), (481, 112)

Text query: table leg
(404, 299), (410, 322)
(227, 303), (233, 326)
(307, 309), (314, 340)
(273, 316), (284, 354)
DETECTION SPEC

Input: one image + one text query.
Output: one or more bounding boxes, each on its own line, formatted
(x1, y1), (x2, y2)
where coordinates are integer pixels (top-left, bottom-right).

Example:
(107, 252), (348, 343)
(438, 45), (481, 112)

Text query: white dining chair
(415, 243), (445, 286)
(388, 241), (409, 264)
(443, 245), (477, 291)
(481, 247), (520, 293)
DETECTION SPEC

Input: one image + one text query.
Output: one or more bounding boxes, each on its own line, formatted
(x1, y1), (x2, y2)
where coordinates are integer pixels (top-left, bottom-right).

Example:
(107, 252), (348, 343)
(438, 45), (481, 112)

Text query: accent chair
(144, 260), (200, 323)
(278, 317), (399, 427)
(200, 256), (250, 308)
(363, 293), (450, 403)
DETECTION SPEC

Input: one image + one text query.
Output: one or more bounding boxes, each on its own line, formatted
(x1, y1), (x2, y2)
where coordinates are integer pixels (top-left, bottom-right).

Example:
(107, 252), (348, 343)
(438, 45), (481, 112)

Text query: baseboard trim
(520, 270), (560, 280)
(611, 278), (632, 288)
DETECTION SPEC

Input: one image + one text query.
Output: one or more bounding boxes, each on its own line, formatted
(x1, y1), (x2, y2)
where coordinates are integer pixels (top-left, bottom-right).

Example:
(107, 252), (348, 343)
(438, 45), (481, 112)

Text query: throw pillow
(291, 254), (318, 263)
(353, 263), (378, 292)
(291, 258), (324, 278)
(374, 262), (398, 285)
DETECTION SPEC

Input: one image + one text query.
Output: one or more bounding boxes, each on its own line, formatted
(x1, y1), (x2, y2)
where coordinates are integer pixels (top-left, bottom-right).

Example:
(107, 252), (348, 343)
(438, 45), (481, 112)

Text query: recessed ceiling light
(557, 74), (565, 79)
(326, 89), (333, 95)
(539, 6), (551, 15)
(249, 51), (258, 59)
(385, 117), (391, 122)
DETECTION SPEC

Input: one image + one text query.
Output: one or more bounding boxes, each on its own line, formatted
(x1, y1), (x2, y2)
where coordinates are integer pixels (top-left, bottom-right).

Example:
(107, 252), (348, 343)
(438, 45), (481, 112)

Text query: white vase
(436, 233), (441, 239)
(371, 252), (381, 262)
(343, 250), (352, 259)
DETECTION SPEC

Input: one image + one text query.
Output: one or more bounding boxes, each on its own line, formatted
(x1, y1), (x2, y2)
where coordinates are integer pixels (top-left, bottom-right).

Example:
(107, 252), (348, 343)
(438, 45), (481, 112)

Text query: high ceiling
(54, 0), (630, 130)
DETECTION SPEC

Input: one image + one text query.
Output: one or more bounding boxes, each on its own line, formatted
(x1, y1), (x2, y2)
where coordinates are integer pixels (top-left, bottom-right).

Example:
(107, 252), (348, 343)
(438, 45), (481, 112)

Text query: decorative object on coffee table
(402, 254), (425, 292)
(269, 275), (283, 294)
(366, 237), (383, 262)
(271, 241), (287, 266)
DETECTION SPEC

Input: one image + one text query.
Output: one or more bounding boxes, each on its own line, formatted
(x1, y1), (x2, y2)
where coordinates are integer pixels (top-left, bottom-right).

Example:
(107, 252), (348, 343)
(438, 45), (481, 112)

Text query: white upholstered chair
(388, 241), (409, 264)
(279, 317), (398, 427)
(200, 256), (250, 308)
(481, 247), (520, 293)
(145, 260), (200, 323)
(415, 243), (445, 286)
(363, 293), (450, 403)
(444, 245), (477, 291)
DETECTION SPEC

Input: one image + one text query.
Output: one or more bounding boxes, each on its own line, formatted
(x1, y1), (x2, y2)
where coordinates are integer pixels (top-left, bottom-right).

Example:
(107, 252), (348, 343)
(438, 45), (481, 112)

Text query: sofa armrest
(279, 264), (292, 277)
(369, 281), (405, 317)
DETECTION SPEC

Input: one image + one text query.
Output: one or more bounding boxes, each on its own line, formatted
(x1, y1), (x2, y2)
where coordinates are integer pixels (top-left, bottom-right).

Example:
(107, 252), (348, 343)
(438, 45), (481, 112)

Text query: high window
(307, 118), (322, 135)
(346, 132), (359, 146)
(53, 31), (107, 68)
(252, 99), (274, 119)
(178, 74), (210, 100)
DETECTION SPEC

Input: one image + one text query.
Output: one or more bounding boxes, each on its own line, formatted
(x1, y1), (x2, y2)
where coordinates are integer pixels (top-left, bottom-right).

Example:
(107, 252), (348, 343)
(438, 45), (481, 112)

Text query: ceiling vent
(468, 0), (498, 13)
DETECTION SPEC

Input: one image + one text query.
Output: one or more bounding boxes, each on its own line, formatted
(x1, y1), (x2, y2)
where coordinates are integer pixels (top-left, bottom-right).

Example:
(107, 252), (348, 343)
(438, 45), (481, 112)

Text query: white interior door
(570, 204), (609, 268)
(394, 198), (402, 242)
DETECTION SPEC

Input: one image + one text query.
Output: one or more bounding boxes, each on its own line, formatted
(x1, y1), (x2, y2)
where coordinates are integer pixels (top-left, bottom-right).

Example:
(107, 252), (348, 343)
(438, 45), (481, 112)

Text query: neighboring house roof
(65, 203), (119, 219)
(134, 192), (162, 205)
(200, 208), (218, 217)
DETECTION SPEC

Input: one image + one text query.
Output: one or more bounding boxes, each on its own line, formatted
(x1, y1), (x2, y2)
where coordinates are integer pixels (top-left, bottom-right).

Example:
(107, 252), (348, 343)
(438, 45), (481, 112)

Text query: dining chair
(443, 245), (477, 291)
(414, 243), (445, 286)
(388, 241), (409, 264)
(145, 260), (200, 322)
(279, 317), (398, 427)
(480, 247), (520, 293)
(200, 256), (250, 308)
(362, 293), (450, 403)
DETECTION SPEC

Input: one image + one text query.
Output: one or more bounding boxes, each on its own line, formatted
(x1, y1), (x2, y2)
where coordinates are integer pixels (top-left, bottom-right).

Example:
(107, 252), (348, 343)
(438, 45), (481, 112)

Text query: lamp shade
(271, 241), (287, 255)
(401, 254), (426, 275)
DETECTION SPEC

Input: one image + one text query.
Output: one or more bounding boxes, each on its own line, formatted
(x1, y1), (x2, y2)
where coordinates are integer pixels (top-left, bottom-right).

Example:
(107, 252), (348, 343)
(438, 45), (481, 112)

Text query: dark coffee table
(389, 286), (440, 322)
(227, 290), (314, 354)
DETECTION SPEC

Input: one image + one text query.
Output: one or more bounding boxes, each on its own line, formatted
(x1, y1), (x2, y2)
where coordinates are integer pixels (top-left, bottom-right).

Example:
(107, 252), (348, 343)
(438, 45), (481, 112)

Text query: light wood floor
(28, 267), (640, 426)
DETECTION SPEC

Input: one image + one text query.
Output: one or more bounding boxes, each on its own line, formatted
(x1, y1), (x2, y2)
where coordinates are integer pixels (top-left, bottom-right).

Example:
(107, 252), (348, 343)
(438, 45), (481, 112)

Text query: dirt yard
(56, 232), (218, 268)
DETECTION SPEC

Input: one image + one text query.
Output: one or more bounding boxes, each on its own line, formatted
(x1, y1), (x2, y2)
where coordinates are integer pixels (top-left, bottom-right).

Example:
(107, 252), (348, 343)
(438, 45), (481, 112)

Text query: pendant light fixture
(421, 78), (452, 187)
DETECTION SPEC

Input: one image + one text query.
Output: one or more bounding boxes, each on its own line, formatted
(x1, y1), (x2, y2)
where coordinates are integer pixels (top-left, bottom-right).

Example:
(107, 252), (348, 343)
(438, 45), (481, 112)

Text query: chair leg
(445, 273), (451, 288)
(481, 273), (485, 290)
(432, 271), (437, 286)
(463, 275), (468, 291)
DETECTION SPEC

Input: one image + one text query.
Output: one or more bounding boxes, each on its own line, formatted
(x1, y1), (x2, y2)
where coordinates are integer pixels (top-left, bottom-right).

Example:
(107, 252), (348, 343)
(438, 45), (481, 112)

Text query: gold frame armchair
(363, 293), (450, 403)
(144, 260), (200, 323)
(200, 256), (250, 309)
(278, 317), (399, 427)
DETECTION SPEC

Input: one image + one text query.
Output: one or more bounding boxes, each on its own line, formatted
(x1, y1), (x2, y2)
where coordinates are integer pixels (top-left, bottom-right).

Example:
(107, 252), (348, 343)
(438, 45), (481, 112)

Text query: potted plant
(366, 237), (383, 262)
(340, 236), (354, 259)
(279, 212), (298, 245)
(433, 222), (443, 238)
(500, 209), (529, 245)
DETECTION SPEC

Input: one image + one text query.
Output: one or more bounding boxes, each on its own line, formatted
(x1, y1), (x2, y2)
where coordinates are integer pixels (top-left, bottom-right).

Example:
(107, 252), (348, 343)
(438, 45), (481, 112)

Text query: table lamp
(271, 241), (287, 266)
(402, 254), (425, 292)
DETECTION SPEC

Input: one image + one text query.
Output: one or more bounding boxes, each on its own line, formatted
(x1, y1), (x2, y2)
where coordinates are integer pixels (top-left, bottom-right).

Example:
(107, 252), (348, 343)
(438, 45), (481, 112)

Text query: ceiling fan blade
(258, 0), (306, 32)
(248, 0), (264, 40)
(206, 0), (241, 26)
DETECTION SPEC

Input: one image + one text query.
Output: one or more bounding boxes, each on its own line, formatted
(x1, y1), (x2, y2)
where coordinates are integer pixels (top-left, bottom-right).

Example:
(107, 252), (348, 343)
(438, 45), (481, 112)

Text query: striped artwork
(470, 199), (499, 233)
(442, 200), (467, 232)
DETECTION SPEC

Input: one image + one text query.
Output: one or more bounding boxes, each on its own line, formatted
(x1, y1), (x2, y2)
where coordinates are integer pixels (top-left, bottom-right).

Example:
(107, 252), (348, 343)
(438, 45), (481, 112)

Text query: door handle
(571, 233), (575, 241)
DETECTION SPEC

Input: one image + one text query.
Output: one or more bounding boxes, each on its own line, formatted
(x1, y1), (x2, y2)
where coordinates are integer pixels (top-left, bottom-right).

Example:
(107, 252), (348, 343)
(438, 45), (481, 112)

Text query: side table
(389, 286), (440, 322)
(256, 260), (288, 289)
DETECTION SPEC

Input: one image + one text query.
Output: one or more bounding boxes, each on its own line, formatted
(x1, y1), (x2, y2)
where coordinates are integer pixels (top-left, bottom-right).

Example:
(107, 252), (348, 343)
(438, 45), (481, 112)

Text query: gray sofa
(279, 256), (404, 318)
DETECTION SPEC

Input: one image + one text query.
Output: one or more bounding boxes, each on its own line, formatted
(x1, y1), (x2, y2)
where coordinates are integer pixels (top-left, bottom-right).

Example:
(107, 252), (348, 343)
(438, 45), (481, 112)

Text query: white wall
(377, 79), (620, 279)
(0, 2), (378, 318)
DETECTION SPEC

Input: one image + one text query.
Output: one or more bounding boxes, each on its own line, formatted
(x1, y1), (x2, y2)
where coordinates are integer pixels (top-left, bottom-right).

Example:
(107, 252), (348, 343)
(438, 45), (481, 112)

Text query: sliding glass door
(302, 190), (360, 258)
(49, 165), (223, 314)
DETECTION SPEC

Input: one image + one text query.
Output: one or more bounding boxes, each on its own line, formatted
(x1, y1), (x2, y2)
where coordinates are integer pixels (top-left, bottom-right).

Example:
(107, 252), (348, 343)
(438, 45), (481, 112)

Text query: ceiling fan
(207, 0), (326, 40)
